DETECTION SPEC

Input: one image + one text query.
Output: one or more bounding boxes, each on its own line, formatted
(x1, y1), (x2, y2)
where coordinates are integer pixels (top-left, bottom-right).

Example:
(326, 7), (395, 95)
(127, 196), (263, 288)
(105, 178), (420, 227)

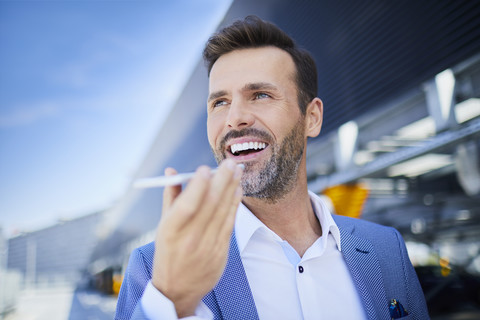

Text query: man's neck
(242, 181), (322, 257)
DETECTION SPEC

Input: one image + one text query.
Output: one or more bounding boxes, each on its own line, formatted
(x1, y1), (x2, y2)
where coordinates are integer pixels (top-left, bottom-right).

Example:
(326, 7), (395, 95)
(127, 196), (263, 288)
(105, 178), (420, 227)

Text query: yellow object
(112, 274), (123, 295)
(439, 257), (451, 277)
(323, 184), (369, 218)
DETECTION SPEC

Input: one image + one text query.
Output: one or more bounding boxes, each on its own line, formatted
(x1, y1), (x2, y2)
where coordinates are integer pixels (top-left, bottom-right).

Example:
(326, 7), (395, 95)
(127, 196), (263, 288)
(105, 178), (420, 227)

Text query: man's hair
(203, 15), (317, 115)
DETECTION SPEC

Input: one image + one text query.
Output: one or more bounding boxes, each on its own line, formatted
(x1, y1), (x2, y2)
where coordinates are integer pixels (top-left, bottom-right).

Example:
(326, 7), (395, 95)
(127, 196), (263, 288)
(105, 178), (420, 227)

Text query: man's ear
(305, 97), (323, 138)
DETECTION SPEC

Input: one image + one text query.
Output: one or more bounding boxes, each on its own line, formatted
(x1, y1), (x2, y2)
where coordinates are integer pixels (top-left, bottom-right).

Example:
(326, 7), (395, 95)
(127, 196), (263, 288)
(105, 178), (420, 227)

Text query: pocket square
(389, 299), (408, 319)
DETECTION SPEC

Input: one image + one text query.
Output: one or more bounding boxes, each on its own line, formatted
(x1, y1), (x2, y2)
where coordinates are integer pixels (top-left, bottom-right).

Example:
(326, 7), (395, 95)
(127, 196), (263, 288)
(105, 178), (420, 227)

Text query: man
(116, 16), (429, 319)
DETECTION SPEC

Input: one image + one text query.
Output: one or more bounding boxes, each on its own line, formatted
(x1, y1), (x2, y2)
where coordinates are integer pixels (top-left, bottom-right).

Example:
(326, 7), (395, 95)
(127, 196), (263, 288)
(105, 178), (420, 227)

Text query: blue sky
(0, 0), (232, 237)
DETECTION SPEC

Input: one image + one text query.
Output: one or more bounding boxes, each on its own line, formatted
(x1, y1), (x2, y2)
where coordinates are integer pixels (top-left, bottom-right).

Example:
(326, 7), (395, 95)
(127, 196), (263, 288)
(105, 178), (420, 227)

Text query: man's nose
(226, 100), (255, 129)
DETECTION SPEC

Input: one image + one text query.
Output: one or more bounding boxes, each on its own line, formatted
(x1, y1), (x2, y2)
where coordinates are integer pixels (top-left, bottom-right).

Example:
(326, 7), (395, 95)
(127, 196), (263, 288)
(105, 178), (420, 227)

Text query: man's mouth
(230, 141), (267, 156)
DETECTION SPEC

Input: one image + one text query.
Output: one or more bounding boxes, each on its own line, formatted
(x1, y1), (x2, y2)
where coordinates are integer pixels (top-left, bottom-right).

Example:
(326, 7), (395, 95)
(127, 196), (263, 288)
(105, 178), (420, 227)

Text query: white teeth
(230, 142), (266, 154)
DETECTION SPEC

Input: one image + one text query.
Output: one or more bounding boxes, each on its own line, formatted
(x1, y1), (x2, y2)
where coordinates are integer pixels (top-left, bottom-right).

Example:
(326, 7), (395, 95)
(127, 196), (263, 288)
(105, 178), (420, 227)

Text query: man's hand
(151, 159), (243, 317)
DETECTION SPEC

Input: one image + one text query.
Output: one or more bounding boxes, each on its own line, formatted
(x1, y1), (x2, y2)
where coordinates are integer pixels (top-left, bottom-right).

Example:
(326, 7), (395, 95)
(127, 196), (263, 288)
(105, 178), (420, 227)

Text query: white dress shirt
(141, 191), (367, 319)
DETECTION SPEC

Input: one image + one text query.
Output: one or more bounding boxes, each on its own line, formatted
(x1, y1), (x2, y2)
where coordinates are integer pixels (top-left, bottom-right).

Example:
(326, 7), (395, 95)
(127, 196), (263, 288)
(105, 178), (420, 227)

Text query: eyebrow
(208, 82), (278, 102)
(207, 90), (228, 103)
(243, 82), (278, 92)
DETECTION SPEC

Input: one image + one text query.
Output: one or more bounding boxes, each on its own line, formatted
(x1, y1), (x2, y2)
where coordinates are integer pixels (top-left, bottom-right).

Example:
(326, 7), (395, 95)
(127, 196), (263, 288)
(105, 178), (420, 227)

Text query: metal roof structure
(89, 0), (480, 269)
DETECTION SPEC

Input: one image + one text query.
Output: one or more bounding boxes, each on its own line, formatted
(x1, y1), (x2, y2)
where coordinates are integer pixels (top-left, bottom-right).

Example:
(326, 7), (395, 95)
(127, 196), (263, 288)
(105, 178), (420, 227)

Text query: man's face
(207, 46), (306, 201)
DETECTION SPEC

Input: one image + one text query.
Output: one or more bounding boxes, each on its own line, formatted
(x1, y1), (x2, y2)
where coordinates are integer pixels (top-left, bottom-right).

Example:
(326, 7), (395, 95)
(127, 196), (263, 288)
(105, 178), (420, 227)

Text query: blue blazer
(115, 215), (429, 319)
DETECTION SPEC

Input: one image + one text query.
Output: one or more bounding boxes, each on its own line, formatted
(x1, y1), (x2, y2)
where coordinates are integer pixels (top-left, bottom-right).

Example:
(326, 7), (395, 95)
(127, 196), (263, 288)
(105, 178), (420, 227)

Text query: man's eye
(254, 92), (270, 100)
(213, 100), (227, 108)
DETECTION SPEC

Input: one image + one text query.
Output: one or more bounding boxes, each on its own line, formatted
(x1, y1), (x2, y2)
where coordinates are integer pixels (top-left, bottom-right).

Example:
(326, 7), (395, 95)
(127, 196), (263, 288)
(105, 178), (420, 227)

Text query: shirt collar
(235, 190), (342, 254)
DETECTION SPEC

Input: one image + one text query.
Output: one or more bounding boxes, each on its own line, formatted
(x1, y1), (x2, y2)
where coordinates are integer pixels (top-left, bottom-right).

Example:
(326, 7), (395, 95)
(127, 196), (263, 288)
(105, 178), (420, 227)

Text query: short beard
(212, 120), (305, 203)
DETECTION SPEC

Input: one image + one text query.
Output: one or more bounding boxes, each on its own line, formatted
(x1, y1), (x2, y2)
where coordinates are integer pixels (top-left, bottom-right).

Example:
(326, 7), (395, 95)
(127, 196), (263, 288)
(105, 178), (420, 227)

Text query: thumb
(162, 167), (182, 215)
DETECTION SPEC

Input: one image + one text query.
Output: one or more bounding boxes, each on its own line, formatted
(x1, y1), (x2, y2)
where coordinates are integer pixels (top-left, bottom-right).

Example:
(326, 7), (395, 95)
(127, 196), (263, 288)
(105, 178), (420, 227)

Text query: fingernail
(224, 159), (236, 171)
(197, 166), (211, 178)
(164, 167), (176, 176)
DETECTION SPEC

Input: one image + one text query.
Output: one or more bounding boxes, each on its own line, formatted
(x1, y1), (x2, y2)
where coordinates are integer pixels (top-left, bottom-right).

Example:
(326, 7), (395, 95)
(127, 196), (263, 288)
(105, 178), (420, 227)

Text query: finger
(162, 167), (182, 214)
(217, 184), (243, 244)
(203, 163), (242, 235)
(168, 166), (212, 229)
(191, 159), (238, 227)
(204, 184), (242, 269)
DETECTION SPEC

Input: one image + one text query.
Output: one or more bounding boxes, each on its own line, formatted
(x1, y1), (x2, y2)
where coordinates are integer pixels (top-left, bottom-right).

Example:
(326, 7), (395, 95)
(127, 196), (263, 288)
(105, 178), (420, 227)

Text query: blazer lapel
(335, 217), (390, 320)
(211, 232), (259, 320)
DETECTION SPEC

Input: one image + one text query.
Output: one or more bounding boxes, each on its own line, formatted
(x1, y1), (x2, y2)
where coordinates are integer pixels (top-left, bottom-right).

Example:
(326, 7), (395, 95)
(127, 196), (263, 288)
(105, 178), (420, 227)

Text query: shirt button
(298, 266), (304, 273)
